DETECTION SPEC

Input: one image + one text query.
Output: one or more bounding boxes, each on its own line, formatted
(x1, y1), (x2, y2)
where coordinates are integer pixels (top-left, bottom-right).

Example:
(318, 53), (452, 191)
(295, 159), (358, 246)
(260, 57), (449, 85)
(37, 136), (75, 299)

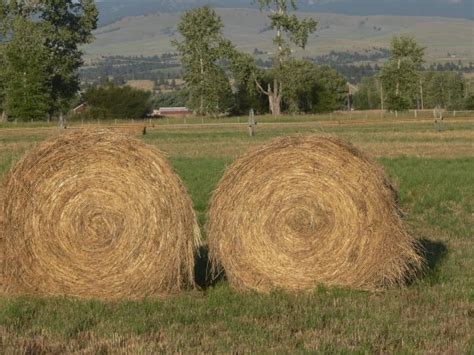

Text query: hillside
(95, 0), (473, 26)
(84, 8), (474, 63)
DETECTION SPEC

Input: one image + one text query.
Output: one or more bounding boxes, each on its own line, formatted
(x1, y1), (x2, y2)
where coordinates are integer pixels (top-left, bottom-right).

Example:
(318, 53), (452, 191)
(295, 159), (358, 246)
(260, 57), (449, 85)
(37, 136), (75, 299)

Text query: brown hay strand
(207, 135), (423, 292)
(0, 130), (201, 299)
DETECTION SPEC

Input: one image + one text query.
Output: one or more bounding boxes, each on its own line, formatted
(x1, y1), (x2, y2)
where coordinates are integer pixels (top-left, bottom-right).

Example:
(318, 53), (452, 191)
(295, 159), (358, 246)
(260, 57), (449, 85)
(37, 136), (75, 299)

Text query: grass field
(0, 115), (473, 352)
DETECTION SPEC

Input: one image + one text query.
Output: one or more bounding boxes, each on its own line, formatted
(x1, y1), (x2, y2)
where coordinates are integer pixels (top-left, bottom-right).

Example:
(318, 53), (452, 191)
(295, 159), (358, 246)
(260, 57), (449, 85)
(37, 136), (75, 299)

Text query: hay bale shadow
(418, 238), (448, 271)
(417, 238), (448, 284)
(195, 245), (226, 289)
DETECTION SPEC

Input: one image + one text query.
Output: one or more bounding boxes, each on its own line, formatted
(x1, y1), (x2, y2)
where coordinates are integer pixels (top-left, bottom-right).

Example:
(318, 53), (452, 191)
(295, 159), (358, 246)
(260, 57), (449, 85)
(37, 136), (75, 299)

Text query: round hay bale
(207, 135), (423, 292)
(1, 130), (201, 299)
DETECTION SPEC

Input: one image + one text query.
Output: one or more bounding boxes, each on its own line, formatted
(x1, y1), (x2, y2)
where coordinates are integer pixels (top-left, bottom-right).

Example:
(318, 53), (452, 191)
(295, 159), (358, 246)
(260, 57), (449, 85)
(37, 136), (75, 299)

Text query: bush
(83, 83), (152, 119)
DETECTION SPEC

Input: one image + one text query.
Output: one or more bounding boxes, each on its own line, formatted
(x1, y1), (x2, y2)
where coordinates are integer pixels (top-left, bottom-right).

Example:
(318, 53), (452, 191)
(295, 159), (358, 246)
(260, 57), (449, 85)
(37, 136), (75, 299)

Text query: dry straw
(0, 130), (201, 299)
(207, 135), (423, 292)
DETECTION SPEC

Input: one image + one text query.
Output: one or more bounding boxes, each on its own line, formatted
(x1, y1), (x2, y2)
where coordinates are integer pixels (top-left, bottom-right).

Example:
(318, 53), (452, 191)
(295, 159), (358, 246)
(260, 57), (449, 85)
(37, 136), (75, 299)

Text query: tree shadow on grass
(194, 245), (226, 289)
(417, 238), (448, 284)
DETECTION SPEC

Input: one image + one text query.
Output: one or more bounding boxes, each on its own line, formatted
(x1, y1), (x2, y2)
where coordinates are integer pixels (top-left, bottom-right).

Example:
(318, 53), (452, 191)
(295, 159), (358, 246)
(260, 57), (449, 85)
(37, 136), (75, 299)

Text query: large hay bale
(1, 130), (201, 299)
(207, 136), (423, 292)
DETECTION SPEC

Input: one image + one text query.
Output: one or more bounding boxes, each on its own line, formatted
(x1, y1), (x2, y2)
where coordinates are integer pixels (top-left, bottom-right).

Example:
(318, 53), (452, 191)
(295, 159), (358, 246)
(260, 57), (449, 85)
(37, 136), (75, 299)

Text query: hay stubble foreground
(0, 130), (201, 300)
(207, 135), (423, 292)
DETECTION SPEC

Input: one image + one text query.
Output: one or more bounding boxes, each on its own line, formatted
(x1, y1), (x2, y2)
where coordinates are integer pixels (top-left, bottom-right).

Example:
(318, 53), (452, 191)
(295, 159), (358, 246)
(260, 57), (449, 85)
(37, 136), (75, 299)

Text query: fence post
(248, 109), (256, 137)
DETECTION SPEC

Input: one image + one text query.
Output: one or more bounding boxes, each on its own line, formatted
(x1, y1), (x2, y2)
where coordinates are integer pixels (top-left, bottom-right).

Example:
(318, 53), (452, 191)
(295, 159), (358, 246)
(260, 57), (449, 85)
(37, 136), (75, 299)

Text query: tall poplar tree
(256, 0), (317, 116)
(174, 6), (234, 116)
(380, 36), (425, 111)
(3, 17), (51, 121)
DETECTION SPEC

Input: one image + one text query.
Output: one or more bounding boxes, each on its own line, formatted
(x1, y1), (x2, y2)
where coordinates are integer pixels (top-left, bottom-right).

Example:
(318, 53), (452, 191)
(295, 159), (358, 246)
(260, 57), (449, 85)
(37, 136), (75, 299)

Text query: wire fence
(1, 110), (473, 129)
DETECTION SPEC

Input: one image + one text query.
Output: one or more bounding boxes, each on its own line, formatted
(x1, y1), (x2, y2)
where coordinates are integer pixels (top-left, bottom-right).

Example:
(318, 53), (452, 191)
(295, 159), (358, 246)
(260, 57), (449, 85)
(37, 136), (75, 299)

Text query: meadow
(0, 114), (473, 352)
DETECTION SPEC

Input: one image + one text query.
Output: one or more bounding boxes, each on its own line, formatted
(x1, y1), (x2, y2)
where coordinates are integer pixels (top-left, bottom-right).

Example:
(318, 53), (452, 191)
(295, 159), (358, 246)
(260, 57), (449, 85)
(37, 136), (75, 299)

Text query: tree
(83, 83), (152, 119)
(3, 18), (51, 121)
(255, 0), (317, 116)
(423, 71), (466, 110)
(379, 36), (425, 111)
(354, 76), (382, 110)
(0, 43), (6, 121)
(281, 60), (346, 113)
(228, 51), (265, 115)
(465, 94), (474, 110)
(153, 90), (188, 109)
(0, 0), (98, 125)
(174, 6), (234, 116)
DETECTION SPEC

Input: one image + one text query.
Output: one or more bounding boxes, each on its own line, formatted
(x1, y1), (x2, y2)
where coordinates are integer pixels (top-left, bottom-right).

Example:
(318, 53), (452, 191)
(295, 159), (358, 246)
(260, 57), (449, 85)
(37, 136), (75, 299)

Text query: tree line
(1, 0), (472, 122)
(79, 54), (182, 85)
(173, 2), (473, 116)
(173, 2), (347, 116)
(355, 36), (474, 111)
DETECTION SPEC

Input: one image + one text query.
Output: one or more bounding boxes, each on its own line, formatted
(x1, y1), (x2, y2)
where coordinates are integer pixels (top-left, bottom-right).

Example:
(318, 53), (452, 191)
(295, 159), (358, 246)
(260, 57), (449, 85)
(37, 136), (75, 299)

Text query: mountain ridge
(95, 0), (474, 26)
(85, 8), (474, 63)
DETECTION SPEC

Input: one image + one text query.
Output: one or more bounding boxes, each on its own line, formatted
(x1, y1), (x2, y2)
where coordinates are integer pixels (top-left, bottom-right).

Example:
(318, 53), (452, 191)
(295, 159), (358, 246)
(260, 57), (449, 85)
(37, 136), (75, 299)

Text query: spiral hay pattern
(207, 136), (422, 292)
(1, 130), (201, 299)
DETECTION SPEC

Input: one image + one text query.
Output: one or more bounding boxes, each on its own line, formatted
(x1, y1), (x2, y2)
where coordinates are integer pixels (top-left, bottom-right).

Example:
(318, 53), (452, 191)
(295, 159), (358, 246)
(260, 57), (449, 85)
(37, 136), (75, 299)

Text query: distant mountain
(299, 0), (473, 19)
(85, 8), (473, 63)
(95, 0), (474, 26)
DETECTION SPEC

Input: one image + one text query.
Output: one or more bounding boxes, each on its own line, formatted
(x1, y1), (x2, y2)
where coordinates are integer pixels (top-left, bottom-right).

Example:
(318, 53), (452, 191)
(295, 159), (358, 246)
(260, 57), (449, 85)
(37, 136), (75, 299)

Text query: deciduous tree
(256, 0), (317, 116)
(174, 6), (234, 116)
(0, 0), (98, 125)
(3, 18), (51, 121)
(380, 36), (425, 111)
(281, 60), (346, 113)
(83, 83), (152, 119)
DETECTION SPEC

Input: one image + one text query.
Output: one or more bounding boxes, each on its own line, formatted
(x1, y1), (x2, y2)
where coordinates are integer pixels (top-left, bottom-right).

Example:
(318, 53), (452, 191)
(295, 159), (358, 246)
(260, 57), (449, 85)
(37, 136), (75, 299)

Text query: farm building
(72, 103), (87, 114)
(155, 107), (192, 117)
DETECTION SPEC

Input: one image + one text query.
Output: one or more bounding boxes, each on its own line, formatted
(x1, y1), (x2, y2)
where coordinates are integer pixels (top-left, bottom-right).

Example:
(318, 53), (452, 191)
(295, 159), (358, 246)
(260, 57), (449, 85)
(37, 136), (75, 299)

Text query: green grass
(0, 122), (472, 352)
(171, 157), (229, 226)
